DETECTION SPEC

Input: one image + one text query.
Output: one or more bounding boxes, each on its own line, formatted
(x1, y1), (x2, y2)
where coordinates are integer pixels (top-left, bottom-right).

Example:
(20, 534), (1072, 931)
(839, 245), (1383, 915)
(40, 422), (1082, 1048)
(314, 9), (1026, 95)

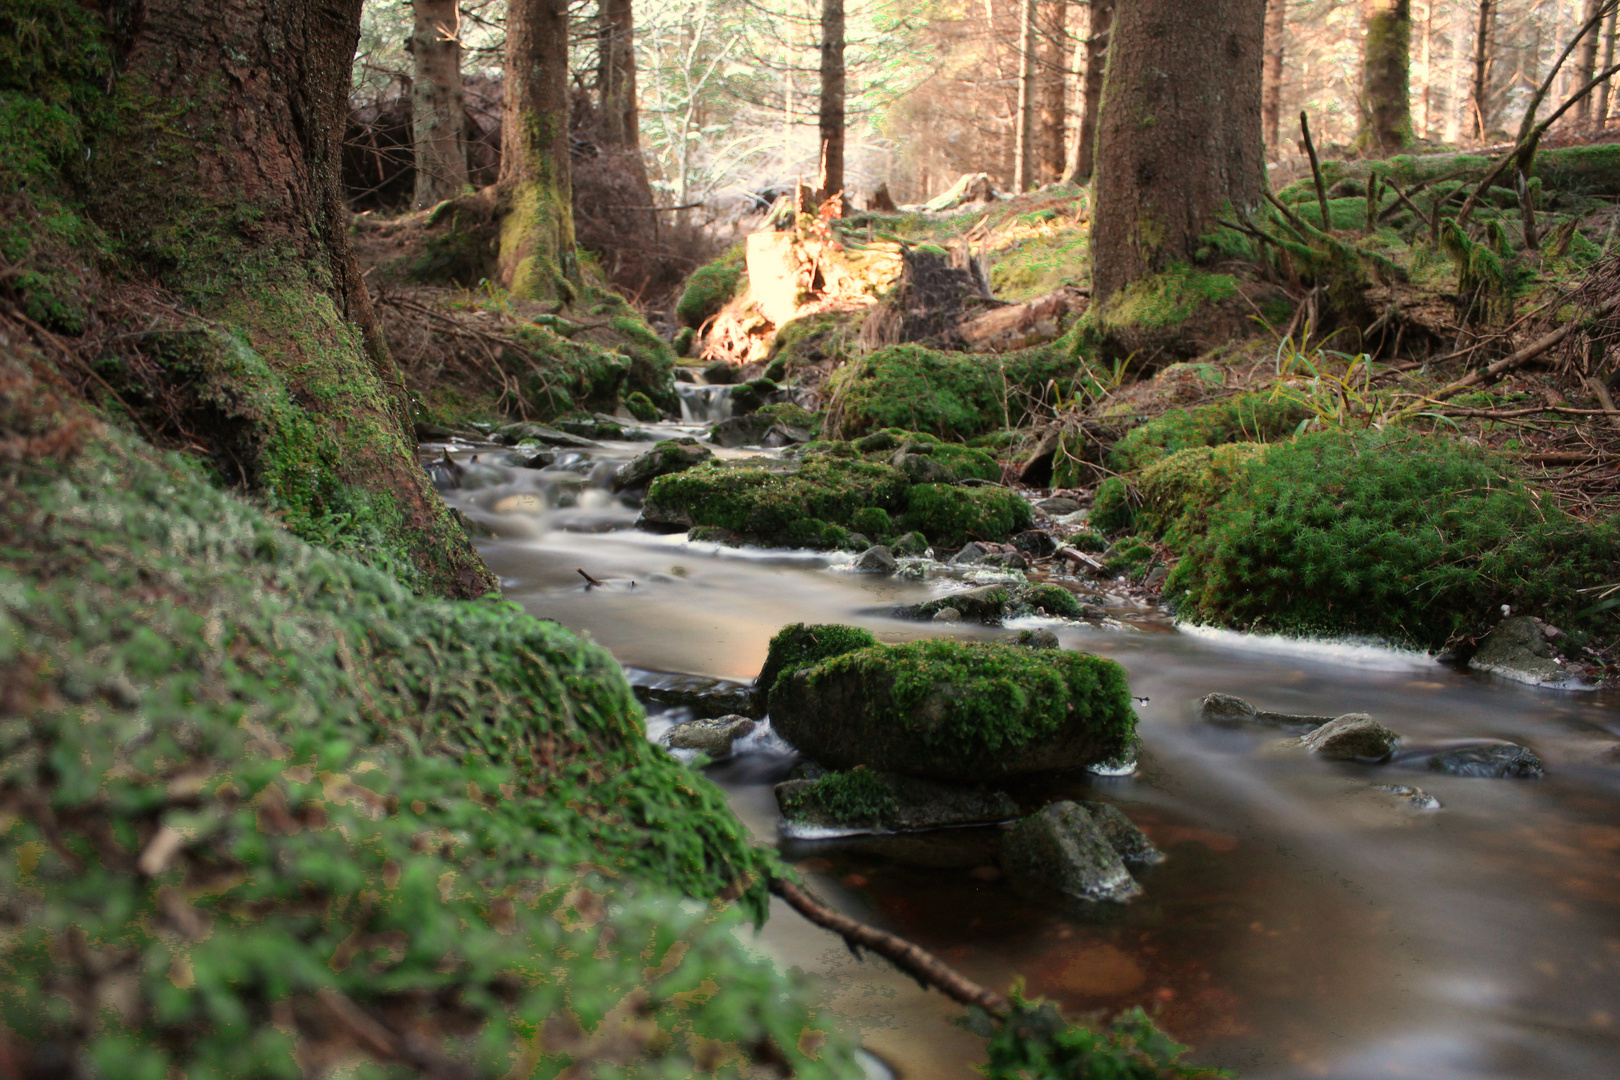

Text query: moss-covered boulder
(766, 634), (1136, 782)
(1106, 393), (1309, 474)
(1168, 429), (1620, 649)
(640, 436), (1031, 550)
(894, 582), (1082, 624)
(775, 770), (1019, 833)
(612, 436), (714, 491)
(825, 338), (1081, 440)
(676, 244), (746, 328)
(1135, 442), (1266, 544)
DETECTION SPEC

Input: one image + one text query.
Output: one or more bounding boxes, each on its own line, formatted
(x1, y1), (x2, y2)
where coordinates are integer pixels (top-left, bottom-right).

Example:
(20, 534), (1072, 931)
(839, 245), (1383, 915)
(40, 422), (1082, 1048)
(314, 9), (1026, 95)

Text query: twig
(576, 568), (605, 587)
(1300, 111), (1331, 231)
(1519, 451), (1614, 464)
(1427, 295), (1620, 402)
(1583, 376), (1620, 433)
(769, 877), (1011, 1018)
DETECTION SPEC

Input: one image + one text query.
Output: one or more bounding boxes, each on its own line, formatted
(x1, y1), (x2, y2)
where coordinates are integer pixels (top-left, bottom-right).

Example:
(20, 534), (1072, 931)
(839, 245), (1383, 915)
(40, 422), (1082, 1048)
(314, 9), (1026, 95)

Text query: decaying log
(958, 291), (1075, 352)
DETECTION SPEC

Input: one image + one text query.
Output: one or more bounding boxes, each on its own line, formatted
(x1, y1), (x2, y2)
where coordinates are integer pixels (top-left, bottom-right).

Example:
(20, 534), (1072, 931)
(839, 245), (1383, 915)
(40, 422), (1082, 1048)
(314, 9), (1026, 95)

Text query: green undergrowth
(1089, 477), (1134, 533)
(676, 244), (746, 328)
(1167, 428), (1620, 649)
(974, 995), (1227, 1080)
(0, 406), (870, 1073)
(1107, 394), (1310, 473)
(644, 434), (1030, 550)
(825, 335), (1082, 441)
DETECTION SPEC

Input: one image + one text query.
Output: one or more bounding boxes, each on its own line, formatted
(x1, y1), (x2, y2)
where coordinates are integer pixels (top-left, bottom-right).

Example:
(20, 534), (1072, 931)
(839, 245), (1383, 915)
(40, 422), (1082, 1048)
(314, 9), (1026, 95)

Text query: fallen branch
(1058, 546), (1108, 574)
(769, 877), (1011, 1018)
(1427, 295), (1620, 402)
(1519, 451), (1614, 465)
(576, 568), (605, 587)
(1584, 376), (1620, 434)
(1299, 112), (1331, 231)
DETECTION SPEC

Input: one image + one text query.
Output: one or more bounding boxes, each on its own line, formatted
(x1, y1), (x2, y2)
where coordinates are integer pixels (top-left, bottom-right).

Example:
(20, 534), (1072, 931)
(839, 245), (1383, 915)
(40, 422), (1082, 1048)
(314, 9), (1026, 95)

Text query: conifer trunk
(1014, 0), (1039, 192)
(1600, 5), (1619, 127)
(1357, 0), (1413, 154)
(1065, 0), (1112, 183)
(598, 0), (641, 150)
(500, 0), (579, 298)
(816, 0), (846, 203)
(410, 0), (469, 209)
(1035, 0), (1071, 185)
(1473, 0), (1495, 142)
(87, 0), (495, 597)
(1578, 0), (1606, 126)
(1262, 0), (1287, 150)
(1089, 0), (1267, 307)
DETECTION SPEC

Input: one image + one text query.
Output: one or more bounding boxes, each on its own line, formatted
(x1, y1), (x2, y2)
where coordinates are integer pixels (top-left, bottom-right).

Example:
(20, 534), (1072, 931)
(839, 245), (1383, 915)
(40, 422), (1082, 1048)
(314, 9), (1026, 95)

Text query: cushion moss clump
(754, 622), (880, 700)
(778, 769), (900, 829)
(1108, 394), (1310, 474)
(825, 336), (1081, 441)
(898, 483), (1033, 548)
(0, 413), (859, 1074)
(1089, 476), (1134, 533)
(1135, 442), (1266, 544)
(675, 244), (746, 328)
(768, 637), (1137, 782)
(624, 388), (661, 422)
(1168, 429), (1620, 649)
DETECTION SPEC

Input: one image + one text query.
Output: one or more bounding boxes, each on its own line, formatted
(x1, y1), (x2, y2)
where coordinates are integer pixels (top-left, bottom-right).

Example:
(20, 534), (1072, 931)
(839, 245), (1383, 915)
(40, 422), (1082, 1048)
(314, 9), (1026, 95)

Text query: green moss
(608, 314), (680, 414)
(1095, 263), (1238, 336)
(765, 311), (854, 381)
(1108, 394), (1310, 473)
(624, 389), (660, 422)
(899, 484), (1033, 548)
(1135, 443), (1266, 545)
(850, 505), (895, 539)
(1168, 429), (1620, 649)
(990, 228), (1090, 302)
(676, 244), (746, 327)
(756, 622), (880, 699)
(1440, 218), (1514, 325)
(506, 323), (631, 418)
(826, 335), (1082, 441)
(405, 205), (498, 286)
(1103, 536), (1156, 580)
(755, 401), (820, 430)
(1089, 477), (1134, 533)
(1067, 529), (1108, 553)
(1019, 583), (1084, 618)
(778, 769), (899, 828)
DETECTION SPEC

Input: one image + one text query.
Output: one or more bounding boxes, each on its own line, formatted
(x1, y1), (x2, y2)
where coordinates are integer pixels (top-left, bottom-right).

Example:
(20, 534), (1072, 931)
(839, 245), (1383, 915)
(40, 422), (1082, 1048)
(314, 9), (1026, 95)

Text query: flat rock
(626, 668), (762, 719)
(1201, 692), (1335, 732)
(612, 438), (714, 492)
(1373, 783), (1442, 810)
(774, 772), (1019, 833)
(1468, 616), (1582, 688)
(1425, 742), (1543, 778)
(1000, 801), (1143, 904)
(665, 714), (757, 758)
(492, 422), (600, 449)
(852, 545), (898, 574)
(1298, 714), (1401, 762)
(1036, 496), (1081, 515)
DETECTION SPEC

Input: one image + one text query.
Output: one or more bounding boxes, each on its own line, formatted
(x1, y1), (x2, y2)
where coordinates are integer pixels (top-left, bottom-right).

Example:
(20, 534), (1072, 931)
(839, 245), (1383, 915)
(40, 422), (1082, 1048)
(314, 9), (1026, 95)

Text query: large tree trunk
(1035, 0), (1071, 185)
(410, 0), (469, 209)
(1357, 0), (1413, 155)
(1578, 0), (1606, 127)
(1472, 0), (1494, 142)
(1089, 0), (1267, 308)
(1064, 0), (1113, 184)
(87, 0), (495, 597)
(500, 0), (579, 298)
(1262, 0), (1287, 150)
(1014, 0), (1039, 191)
(598, 0), (641, 150)
(817, 0), (846, 203)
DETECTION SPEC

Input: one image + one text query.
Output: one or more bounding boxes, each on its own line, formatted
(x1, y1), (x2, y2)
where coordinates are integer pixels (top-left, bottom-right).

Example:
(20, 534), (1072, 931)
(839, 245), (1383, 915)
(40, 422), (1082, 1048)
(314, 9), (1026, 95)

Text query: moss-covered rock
(1135, 442), (1266, 544)
(1107, 394), (1309, 473)
(624, 388), (661, 421)
(898, 483), (1033, 548)
(754, 623), (880, 702)
(825, 337), (1081, 441)
(763, 311), (855, 381)
(768, 636), (1136, 782)
(612, 436), (714, 491)
(675, 244), (746, 328)
(775, 770), (1019, 832)
(894, 582), (1082, 624)
(1168, 429), (1620, 649)
(1089, 476), (1134, 533)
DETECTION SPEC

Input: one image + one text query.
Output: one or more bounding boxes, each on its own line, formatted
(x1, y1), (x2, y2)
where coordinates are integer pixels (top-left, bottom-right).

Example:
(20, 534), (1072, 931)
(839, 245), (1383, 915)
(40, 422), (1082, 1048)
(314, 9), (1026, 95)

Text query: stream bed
(427, 416), (1620, 1080)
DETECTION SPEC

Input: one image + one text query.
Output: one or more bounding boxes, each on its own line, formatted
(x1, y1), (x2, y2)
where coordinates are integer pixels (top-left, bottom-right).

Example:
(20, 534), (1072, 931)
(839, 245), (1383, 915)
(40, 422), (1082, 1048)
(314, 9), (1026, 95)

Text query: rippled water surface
(430, 421), (1620, 1079)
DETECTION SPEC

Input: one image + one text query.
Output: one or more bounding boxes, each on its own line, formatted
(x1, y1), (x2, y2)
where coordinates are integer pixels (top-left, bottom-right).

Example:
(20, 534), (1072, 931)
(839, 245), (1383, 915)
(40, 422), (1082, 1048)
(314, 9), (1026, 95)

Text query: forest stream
(425, 415), (1620, 1080)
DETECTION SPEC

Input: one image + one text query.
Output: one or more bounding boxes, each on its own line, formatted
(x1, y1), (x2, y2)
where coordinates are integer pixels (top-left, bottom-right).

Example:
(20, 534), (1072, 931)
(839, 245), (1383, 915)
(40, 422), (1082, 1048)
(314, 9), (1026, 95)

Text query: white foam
(1175, 622), (1437, 671)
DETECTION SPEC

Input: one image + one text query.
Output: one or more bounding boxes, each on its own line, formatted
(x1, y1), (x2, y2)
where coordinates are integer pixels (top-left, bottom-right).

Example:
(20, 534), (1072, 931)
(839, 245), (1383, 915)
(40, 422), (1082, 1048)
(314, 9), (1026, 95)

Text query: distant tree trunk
(817, 0), (846, 203)
(1090, 0), (1267, 307)
(1357, 0), (1413, 154)
(1035, 0), (1070, 185)
(1444, 0), (1468, 141)
(1473, 0), (1494, 142)
(87, 0), (495, 597)
(1262, 0), (1287, 149)
(410, 0), (469, 209)
(1577, 0), (1606, 126)
(1416, 0), (1433, 137)
(1014, 0), (1039, 191)
(1064, 0), (1112, 183)
(500, 0), (579, 299)
(1600, 4), (1619, 127)
(598, 0), (641, 150)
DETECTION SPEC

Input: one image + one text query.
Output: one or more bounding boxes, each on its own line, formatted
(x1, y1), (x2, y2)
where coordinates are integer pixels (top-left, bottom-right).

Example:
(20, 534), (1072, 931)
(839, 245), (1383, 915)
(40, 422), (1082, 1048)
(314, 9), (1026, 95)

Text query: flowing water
(427, 422), (1620, 1080)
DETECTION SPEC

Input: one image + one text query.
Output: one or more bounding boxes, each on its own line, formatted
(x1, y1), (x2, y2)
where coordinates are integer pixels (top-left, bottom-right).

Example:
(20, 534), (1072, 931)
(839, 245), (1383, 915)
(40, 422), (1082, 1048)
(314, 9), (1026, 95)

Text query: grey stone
(612, 438), (714, 492)
(1469, 616), (1578, 687)
(853, 545), (899, 574)
(949, 543), (990, 566)
(774, 772), (1019, 833)
(931, 606), (963, 623)
(504, 448), (559, 469)
(760, 423), (812, 447)
(1082, 801), (1165, 865)
(1015, 628), (1060, 649)
(709, 414), (773, 448)
(1012, 530), (1058, 557)
(1001, 801), (1142, 904)
(895, 583), (1076, 624)
(892, 451), (955, 485)
(665, 714), (757, 758)
(1298, 714), (1401, 762)
(1426, 743), (1544, 778)
(492, 422), (599, 448)
(1036, 497), (1081, 515)
(626, 668), (762, 719)
(1373, 784), (1442, 810)
(702, 359), (740, 384)
(1199, 693), (1335, 732)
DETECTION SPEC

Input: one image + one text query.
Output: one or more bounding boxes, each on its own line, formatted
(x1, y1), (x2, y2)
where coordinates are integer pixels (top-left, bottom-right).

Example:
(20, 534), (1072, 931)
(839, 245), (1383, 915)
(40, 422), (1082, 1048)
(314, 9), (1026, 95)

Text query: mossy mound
(0, 398), (860, 1073)
(767, 636), (1136, 783)
(675, 244), (746, 328)
(754, 623), (880, 703)
(642, 436), (1030, 550)
(1092, 263), (1248, 361)
(1135, 442), (1266, 544)
(1089, 476), (1134, 533)
(1168, 429), (1620, 649)
(824, 337), (1081, 441)
(1107, 393), (1310, 474)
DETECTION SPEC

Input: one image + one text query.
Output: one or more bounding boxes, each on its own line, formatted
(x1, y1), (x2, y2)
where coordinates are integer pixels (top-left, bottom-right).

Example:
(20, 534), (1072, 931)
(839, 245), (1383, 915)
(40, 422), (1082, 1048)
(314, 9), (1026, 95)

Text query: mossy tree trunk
(1064, 0), (1112, 184)
(1089, 0), (1267, 309)
(86, 0), (496, 598)
(1035, 0), (1070, 186)
(1356, 0), (1412, 155)
(410, 0), (469, 210)
(1262, 0), (1287, 149)
(816, 0), (846, 204)
(499, 0), (579, 299)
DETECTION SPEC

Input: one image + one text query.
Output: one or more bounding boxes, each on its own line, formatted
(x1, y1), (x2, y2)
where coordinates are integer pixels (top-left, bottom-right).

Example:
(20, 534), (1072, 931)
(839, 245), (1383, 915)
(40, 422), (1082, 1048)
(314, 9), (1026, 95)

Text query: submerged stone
(1199, 692), (1335, 732)
(766, 631), (1135, 783)
(493, 421), (600, 448)
(1082, 801), (1165, 865)
(774, 770), (1019, 833)
(893, 582), (1082, 624)
(1297, 714), (1401, 762)
(626, 669), (763, 719)
(1001, 801), (1143, 904)
(1425, 743), (1544, 778)
(664, 714), (757, 758)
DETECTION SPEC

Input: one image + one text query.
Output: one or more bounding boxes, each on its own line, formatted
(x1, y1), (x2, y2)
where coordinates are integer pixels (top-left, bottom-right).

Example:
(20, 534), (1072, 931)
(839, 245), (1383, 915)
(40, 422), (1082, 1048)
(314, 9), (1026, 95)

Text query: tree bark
(1578, 0), (1606, 126)
(500, 0), (579, 299)
(1035, 0), (1070, 185)
(1014, 0), (1039, 192)
(1416, 0), (1433, 137)
(1473, 0), (1494, 142)
(1089, 0), (1267, 308)
(816, 0), (846, 204)
(1262, 0), (1287, 150)
(1600, 4), (1619, 127)
(598, 0), (641, 150)
(1357, 0), (1413, 155)
(1064, 0), (1112, 184)
(86, 0), (495, 597)
(410, 0), (469, 210)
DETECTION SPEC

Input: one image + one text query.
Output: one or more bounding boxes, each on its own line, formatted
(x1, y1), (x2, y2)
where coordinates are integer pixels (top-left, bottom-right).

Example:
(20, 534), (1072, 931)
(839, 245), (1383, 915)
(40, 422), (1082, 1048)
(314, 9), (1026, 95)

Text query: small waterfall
(676, 383), (735, 424)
